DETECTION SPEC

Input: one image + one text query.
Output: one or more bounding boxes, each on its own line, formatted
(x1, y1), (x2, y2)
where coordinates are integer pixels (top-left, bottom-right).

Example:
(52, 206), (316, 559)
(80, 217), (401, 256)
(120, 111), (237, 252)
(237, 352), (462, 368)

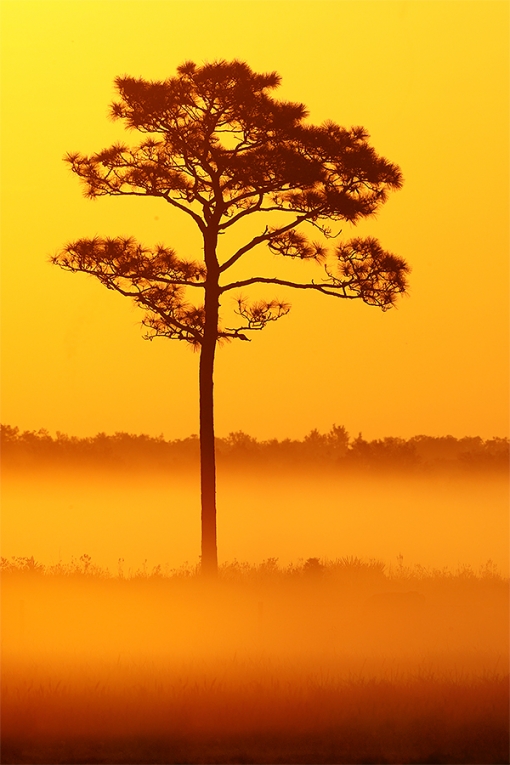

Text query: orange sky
(1, 0), (508, 442)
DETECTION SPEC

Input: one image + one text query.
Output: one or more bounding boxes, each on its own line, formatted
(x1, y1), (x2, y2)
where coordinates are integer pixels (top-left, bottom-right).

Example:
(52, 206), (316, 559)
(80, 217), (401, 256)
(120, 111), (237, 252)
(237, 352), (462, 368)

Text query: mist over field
(2, 551), (508, 764)
(2, 428), (508, 763)
(2, 461), (508, 577)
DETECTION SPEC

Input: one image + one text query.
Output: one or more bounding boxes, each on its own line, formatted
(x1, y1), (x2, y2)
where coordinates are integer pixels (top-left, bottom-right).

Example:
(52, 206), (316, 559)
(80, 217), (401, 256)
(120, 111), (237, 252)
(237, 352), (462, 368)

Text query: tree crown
(54, 59), (409, 343)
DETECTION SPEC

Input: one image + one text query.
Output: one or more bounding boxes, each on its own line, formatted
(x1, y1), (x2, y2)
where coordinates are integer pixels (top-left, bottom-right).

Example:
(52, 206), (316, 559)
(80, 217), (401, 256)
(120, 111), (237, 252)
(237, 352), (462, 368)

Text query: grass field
(1, 557), (508, 764)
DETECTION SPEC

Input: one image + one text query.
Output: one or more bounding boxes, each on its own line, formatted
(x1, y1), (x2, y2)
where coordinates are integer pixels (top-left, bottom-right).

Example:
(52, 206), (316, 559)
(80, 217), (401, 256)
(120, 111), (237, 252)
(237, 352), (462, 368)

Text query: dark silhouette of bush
(1, 423), (507, 474)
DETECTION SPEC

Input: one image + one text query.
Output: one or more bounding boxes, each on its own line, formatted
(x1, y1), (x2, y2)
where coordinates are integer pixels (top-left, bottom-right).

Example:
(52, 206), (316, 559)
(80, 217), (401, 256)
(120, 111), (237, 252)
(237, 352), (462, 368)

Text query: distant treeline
(1, 424), (508, 473)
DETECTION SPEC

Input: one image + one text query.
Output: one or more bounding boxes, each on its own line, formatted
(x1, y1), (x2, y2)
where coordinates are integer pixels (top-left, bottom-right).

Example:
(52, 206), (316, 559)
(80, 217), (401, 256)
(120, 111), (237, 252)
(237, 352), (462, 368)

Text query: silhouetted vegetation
(1, 422), (507, 474)
(1, 551), (506, 590)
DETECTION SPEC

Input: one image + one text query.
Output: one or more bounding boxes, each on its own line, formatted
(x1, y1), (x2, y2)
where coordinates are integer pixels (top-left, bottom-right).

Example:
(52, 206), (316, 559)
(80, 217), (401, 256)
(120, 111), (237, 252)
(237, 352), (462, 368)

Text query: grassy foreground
(1, 557), (508, 764)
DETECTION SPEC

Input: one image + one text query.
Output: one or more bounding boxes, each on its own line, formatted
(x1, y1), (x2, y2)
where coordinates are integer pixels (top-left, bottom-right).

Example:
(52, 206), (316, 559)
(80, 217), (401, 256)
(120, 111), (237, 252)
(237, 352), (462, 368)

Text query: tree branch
(56, 260), (205, 290)
(161, 192), (207, 232)
(220, 275), (355, 299)
(219, 214), (309, 272)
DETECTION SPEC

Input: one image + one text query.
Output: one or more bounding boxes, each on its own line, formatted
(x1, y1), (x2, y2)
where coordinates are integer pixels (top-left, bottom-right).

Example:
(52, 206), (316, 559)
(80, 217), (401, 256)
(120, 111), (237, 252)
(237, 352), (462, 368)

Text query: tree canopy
(54, 59), (409, 345)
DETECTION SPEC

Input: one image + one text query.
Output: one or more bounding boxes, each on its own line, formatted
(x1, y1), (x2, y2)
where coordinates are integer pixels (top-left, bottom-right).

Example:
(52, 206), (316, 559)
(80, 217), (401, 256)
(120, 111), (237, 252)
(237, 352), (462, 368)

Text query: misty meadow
(1, 424), (509, 763)
(1, 554), (508, 764)
(2, 423), (508, 572)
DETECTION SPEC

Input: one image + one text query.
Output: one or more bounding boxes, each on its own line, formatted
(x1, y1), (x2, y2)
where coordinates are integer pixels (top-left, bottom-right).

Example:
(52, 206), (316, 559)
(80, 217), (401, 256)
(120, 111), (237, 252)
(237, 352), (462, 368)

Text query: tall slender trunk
(199, 232), (220, 577)
(199, 327), (218, 576)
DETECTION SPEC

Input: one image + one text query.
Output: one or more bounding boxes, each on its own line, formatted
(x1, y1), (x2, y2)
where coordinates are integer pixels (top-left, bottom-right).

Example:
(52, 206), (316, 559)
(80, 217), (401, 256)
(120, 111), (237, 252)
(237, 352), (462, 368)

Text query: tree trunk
(199, 230), (220, 577)
(199, 325), (218, 576)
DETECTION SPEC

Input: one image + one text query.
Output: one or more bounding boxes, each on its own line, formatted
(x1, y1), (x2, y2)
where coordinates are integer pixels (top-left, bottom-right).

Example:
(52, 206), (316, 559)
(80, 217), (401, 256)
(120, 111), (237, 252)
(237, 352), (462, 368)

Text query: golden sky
(1, 0), (508, 441)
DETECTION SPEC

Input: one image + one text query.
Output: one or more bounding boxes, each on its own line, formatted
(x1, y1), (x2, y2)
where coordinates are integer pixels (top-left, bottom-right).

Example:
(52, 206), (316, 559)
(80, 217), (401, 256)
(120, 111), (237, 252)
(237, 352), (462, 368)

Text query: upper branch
(65, 146), (208, 232)
(219, 214), (309, 272)
(221, 275), (353, 299)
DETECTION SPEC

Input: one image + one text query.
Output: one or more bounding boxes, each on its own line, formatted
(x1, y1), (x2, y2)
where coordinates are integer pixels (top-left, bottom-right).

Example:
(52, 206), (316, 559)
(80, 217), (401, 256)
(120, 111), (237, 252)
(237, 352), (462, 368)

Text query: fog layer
(2, 560), (508, 763)
(2, 466), (508, 576)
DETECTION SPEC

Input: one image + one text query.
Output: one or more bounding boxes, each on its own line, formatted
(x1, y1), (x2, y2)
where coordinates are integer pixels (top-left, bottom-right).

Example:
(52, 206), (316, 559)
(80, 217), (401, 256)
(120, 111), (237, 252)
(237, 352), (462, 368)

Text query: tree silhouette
(52, 60), (409, 576)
